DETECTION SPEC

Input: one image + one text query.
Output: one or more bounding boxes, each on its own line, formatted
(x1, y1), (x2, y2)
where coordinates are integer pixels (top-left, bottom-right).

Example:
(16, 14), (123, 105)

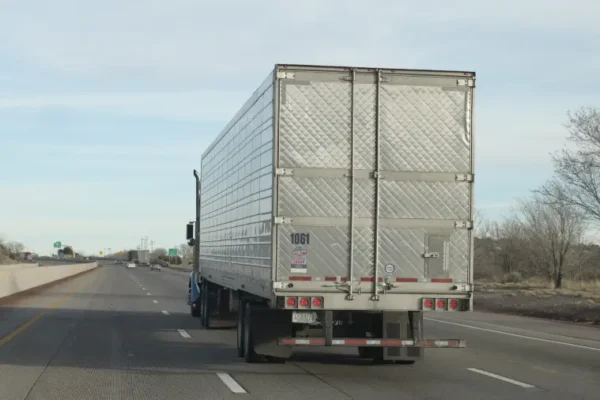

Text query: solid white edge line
(147, 293), (151, 296)
(162, 310), (169, 315)
(178, 329), (191, 338)
(468, 368), (535, 388)
(153, 300), (158, 304)
(217, 373), (247, 394)
(425, 318), (600, 352)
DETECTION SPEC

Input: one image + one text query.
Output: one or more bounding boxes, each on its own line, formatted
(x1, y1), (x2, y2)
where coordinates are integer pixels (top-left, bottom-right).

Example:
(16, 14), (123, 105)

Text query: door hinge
(455, 173), (474, 182)
(454, 220), (473, 229)
(457, 78), (475, 88)
(371, 171), (384, 179)
(274, 216), (293, 225)
(275, 168), (294, 176)
(277, 71), (296, 80)
(423, 252), (440, 259)
(380, 75), (391, 83)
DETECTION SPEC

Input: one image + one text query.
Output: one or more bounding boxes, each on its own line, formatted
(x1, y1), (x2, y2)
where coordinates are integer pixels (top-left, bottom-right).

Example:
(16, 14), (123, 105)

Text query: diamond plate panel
(380, 181), (470, 220)
(278, 177), (374, 218)
(354, 82), (377, 170)
(277, 225), (374, 279)
(353, 227), (375, 278)
(380, 85), (471, 172)
(277, 225), (348, 278)
(378, 229), (469, 281)
(279, 81), (351, 168)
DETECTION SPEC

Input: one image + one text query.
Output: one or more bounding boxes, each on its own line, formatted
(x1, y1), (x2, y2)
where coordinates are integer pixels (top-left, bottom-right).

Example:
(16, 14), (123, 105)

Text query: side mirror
(186, 222), (194, 240)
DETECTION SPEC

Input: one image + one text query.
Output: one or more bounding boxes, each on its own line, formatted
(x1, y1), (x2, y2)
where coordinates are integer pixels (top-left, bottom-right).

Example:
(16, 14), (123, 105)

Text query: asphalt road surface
(0, 263), (598, 399)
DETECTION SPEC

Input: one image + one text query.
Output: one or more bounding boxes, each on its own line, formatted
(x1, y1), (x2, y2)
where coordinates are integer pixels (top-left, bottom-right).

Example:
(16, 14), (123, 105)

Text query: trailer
(187, 64), (475, 363)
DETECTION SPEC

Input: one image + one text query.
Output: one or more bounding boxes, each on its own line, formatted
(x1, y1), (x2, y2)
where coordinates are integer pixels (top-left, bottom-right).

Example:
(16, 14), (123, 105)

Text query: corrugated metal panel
(199, 70), (275, 287)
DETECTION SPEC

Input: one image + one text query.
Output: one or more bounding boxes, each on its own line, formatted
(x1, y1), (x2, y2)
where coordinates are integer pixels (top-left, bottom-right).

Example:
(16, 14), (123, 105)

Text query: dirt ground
(474, 280), (600, 326)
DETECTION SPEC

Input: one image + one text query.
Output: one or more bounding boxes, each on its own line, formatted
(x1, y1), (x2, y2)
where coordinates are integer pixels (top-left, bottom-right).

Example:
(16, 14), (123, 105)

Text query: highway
(0, 262), (598, 399)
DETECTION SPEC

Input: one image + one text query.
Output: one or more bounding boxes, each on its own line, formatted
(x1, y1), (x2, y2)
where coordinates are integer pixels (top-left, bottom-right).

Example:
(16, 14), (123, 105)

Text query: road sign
(99, 251), (103, 256)
(168, 248), (178, 257)
(53, 241), (62, 248)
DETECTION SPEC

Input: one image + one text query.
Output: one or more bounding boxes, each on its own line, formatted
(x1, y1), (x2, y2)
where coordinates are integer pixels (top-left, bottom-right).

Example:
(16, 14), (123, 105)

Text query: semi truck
(186, 64), (475, 364)
(138, 250), (150, 266)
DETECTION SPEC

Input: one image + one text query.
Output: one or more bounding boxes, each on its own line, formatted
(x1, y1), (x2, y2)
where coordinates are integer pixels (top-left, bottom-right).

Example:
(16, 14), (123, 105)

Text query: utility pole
(150, 240), (154, 252)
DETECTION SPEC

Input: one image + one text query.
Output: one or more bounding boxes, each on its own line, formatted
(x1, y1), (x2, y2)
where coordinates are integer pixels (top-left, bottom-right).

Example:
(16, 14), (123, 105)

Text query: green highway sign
(168, 248), (178, 257)
(53, 241), (62, 248)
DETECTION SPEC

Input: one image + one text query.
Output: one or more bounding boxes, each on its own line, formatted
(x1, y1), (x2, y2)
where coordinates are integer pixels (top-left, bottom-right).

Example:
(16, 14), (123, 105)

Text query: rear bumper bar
(278, 338), (466, 348)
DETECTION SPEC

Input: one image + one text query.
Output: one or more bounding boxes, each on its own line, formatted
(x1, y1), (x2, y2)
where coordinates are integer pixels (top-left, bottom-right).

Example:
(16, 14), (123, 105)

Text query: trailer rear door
(274, 66), (474, 293)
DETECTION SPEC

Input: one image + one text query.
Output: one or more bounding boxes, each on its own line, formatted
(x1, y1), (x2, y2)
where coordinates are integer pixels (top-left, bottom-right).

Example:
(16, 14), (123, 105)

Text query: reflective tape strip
(289, 276), (312, 281)
(360, 277), (383, 282)
(325, 276), (348, 282)
(396, 278), (418, 282)
(279, 338), (464, 347)
(431, 278), (453, 283)
(418, 339), (466, 347)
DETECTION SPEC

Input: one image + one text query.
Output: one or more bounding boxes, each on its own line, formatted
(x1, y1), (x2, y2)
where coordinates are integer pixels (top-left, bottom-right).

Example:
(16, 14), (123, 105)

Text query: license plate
(292, 311), (317, 324)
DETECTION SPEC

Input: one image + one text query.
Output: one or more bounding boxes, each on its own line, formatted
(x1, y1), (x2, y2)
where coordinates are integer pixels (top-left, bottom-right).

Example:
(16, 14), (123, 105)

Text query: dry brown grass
(477, 278), (600, 301)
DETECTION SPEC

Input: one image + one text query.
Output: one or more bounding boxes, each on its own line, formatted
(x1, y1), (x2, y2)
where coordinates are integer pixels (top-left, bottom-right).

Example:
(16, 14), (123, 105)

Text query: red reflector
(432, 278), (453, 283)
(286, 297), (296, 307)
(423, 299), (433, 308)
(299, 297), (309, 307)
(360, 277), (383, 282)
(312, 297), (322, 307)
(325, 276), (348, 282)
(396, 278), (418, 282)
(449, 299), (459, 309)
(289, 276), (311, 281)
(436, 299), (447, 309)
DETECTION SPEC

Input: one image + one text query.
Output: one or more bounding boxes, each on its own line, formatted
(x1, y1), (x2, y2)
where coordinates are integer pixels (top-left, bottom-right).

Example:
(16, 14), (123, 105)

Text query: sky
(0, 0), (599, 255)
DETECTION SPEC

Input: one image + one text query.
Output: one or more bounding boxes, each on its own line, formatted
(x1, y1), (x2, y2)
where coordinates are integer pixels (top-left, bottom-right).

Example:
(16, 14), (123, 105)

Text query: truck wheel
(201, 282), (211, 329)
(243, 303), (260, 363)
(236, 298), (245, 358)
(190, 298), (201, 317)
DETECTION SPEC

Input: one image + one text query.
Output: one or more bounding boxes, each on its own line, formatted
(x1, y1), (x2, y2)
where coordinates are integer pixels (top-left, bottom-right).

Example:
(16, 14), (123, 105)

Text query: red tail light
(311, 297), (323, 308)
(286, 297), (296, 308)
(449, 299), (459, 310)
(299, 297), (309, 308)
(436, 299), (447, 309)
(423, 299), (434, 309)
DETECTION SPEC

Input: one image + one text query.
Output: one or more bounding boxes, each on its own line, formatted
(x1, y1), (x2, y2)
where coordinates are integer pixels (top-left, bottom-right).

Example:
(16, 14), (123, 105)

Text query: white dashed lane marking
(178, 329), (191, 339)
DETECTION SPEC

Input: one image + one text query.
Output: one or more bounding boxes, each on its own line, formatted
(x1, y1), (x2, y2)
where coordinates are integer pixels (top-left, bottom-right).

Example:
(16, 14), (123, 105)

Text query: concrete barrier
(0, 263), (39, 270)
(0, 262), (98, 300)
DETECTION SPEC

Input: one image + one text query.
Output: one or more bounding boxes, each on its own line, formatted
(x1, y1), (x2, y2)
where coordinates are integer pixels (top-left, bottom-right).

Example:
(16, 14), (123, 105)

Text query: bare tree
(151, 248), (167, 259)
(473, 209), (486, 238)
(538, 107), (600, 222)
(178, 244), (193, 265)
(488, 216), (524, 275)
(518, 194), (586, 288)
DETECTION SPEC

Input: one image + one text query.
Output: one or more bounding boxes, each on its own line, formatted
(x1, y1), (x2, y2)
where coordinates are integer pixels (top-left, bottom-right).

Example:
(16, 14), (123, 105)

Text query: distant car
(127, 262), (136, 269)
(150, 264), (162, 271)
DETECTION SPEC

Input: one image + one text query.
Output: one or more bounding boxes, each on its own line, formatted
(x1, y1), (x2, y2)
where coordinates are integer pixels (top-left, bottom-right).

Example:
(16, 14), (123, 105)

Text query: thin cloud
(0, 92), (248, 120)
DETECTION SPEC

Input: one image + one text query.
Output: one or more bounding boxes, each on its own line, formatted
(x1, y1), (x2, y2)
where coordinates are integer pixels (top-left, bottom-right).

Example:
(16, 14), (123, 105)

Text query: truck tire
(201, 281), (211, 329)
(243, 302), (260, 363)
(236, 297), (245, 358)
(190, 298), (201, 318)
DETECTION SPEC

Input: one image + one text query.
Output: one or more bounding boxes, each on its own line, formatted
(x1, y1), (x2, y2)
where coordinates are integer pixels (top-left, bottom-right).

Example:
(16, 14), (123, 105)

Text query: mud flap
(251, 308), (294, 359)
(382, 311), (424, 361)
